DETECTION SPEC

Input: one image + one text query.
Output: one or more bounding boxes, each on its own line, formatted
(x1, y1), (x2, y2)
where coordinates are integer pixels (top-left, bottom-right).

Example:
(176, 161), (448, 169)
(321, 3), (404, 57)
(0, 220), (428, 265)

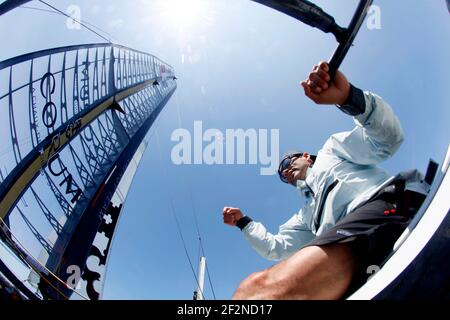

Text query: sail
(0, 43), (176, 300)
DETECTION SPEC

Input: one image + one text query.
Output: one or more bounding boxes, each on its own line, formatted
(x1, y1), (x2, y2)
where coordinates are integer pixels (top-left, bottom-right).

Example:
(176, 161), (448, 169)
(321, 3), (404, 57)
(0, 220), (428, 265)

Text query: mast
(193, 256), (206, 300)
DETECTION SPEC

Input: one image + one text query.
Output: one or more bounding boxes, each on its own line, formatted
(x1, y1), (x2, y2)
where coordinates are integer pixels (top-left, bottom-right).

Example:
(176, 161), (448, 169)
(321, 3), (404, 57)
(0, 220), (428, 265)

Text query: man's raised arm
(223, 207), (314, 261)
(301, 62), (404, 165)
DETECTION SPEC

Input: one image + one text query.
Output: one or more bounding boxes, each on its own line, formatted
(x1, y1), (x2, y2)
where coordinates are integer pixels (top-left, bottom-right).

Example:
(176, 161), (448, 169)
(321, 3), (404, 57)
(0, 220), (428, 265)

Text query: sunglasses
(277, 153), (303, 183)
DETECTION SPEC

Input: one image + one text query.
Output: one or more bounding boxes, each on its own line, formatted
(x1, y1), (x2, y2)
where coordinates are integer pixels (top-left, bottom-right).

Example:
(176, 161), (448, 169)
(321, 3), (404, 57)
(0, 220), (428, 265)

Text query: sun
(157, 0), (209, 30)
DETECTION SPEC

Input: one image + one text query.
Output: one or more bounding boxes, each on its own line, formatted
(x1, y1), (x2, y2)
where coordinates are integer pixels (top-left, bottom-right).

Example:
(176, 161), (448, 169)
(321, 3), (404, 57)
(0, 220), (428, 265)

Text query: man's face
(281, 153), (314, 186)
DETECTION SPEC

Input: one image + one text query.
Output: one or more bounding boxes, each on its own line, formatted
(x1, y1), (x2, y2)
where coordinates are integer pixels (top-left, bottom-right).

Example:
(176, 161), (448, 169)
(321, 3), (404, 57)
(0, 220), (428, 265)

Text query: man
(223, 61), (428, 299)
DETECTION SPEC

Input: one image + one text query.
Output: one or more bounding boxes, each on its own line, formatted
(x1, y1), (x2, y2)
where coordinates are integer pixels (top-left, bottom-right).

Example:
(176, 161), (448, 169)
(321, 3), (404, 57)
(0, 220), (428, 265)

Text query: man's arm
(223, 207), (315, 261)
(301, 62), (404, 165)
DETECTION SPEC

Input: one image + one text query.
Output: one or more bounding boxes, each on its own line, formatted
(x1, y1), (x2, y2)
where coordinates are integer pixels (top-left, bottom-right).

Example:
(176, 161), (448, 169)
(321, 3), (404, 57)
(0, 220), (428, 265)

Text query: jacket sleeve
(323, 91), (404, 165)
(241, 214), (315, 261)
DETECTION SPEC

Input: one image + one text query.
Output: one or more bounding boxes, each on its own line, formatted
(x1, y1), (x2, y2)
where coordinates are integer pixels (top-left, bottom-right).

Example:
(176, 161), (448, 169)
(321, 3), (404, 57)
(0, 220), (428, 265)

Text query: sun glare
(157, 0), (209, 30)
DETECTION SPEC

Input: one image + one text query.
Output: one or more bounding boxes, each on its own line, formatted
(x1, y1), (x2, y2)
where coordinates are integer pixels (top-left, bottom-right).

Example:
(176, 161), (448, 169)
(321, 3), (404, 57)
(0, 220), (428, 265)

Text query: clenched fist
(300, 61), (350, 105)
(223, 207), (244, 227)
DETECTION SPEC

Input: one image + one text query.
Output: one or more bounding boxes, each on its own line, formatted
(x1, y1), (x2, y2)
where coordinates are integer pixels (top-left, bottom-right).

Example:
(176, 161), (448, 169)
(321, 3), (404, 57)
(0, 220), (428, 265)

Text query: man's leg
(232, 243), (358, 300)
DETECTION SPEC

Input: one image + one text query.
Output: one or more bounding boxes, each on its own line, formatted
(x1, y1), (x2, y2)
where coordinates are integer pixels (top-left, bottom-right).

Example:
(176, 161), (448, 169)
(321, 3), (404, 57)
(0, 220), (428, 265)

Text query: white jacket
(242, 91), (404, 261)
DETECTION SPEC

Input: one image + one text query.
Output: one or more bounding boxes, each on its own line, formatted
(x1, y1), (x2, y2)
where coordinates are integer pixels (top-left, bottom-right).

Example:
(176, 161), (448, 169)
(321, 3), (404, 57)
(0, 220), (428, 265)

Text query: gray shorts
(306, 181), (425, 295)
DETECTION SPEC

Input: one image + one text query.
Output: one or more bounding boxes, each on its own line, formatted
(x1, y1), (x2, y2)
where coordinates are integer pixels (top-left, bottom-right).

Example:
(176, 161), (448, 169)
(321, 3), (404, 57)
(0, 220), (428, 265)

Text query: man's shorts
(306, 180), (426, 295)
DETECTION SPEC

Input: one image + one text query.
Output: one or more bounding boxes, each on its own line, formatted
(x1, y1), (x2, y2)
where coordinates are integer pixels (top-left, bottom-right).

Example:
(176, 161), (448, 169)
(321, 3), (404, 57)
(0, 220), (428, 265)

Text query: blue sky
(0, 0), (449, 300)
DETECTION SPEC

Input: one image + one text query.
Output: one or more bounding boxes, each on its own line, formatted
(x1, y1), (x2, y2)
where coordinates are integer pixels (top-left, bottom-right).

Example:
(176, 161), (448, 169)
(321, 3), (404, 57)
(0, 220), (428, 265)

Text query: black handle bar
(252, 0), (374, 80)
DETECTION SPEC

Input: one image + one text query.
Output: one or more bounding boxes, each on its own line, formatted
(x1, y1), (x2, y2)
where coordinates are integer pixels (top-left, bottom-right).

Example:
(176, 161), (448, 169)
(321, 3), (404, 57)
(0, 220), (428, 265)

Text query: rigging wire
(204, 258), (216, 299)
(19, 4), (117, 42)
(19, 5), (56, 14)
(141, 108), (208, 299)
(36, 0), (112, 43)
(188, 190), (217, 300)
(143, 105), (210, 299)
(175, 90), (217, 299)
(154, 128), (207, 300)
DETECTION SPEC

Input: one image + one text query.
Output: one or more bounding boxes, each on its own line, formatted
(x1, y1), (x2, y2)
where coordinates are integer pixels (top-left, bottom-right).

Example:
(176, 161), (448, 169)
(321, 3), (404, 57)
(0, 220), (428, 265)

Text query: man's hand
(223, 207), (244, 227)
(301, 61), (350, 105)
